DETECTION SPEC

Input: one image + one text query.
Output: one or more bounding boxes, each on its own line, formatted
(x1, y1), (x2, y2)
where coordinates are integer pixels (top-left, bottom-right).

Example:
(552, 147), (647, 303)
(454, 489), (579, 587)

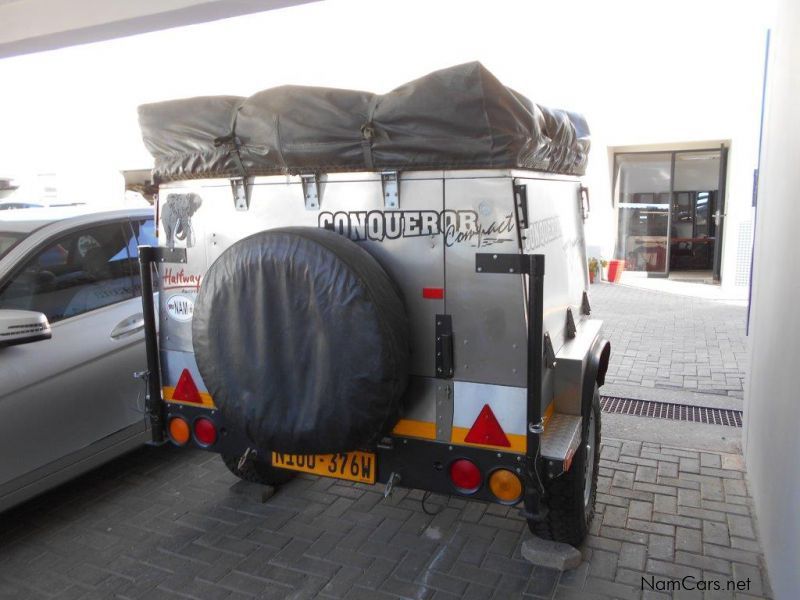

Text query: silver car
(0, 208), (155, 511)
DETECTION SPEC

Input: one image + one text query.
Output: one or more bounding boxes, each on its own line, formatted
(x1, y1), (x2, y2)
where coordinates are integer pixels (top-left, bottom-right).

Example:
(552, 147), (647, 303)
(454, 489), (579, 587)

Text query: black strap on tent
(359, 95), (381, 170)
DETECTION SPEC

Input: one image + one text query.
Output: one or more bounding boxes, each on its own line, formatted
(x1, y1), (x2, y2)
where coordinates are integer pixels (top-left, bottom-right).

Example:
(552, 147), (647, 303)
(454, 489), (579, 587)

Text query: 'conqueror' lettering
(319, 210), (515, 248)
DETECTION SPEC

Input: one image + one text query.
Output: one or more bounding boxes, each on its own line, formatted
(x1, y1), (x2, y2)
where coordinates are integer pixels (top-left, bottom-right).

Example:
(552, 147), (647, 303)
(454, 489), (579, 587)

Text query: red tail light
(193, 417), (217, 446)
(449, 458), (481, 493)
(464, 404), (511, 447)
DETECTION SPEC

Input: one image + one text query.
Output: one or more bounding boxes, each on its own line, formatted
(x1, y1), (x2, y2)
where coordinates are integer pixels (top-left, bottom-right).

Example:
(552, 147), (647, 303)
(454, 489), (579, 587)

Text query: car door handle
(110, 313), (145, 339)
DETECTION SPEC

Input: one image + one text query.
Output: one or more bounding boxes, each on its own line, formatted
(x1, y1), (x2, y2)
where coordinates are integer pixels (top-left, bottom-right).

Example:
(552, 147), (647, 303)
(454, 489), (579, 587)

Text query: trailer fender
(582, 337), (611, 414)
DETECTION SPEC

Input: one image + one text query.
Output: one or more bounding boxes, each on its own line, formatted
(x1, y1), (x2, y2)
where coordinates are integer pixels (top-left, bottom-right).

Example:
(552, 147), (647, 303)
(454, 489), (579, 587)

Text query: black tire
(529, 385), (601, 547)
(221, 453), (295, 486)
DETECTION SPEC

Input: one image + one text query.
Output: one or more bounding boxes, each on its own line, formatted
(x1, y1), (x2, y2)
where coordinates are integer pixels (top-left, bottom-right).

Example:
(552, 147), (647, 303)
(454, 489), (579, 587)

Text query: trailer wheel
(221, 453), (295, 486)
(529, 385), (601, 547)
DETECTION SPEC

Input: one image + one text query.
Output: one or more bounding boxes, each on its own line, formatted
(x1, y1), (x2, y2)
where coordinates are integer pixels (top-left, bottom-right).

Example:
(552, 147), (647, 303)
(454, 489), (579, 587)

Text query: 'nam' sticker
(166, 294), (195, 322)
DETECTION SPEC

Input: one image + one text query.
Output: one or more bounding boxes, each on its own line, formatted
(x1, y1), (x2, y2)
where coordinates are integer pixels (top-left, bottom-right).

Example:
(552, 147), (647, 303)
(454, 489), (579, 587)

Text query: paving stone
(653, 494), (677, 515)
(678, 488), (701, 508)
(657, 462), (679, 479)
(648, 533), (675, 561)
(602, 505), (628, 529)
(679, 458), (701, 474)
(587, 548), (618, 580)
(700, 453), (722, 469)
(674, 524), (703, 555)
(627, 518), (675, 537)
(583, 576), (640, 600)
(635, 466), (658, 484)
(616, 542), (646, 572)
(611, 471), (635, 489)
(703, 520), (730, 547)
(674, 550), (731, 575)
(629, 500), (653, 521)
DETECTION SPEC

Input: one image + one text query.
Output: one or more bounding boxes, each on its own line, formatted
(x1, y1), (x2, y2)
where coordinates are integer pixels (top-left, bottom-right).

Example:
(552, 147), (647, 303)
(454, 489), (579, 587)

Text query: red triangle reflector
(464, 404), (511, 447)
(173, 369), (202, 404)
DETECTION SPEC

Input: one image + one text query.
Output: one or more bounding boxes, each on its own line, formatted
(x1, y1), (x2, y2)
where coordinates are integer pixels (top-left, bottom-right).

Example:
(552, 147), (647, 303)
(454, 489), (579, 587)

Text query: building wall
(743, 0), (800, 596)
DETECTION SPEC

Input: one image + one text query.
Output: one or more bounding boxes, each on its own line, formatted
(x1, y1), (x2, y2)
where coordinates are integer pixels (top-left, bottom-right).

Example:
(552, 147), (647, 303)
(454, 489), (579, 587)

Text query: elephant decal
(161, 193), (202, 249)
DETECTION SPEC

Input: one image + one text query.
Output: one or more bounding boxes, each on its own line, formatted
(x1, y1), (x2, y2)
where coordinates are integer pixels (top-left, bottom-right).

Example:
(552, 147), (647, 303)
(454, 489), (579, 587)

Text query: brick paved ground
(0, 441), (770, 600)
(589, 283), (748, 399)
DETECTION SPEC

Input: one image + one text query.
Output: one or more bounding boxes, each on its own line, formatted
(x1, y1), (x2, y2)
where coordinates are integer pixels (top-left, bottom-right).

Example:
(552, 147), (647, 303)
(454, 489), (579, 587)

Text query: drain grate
(600, 396), (743, 428)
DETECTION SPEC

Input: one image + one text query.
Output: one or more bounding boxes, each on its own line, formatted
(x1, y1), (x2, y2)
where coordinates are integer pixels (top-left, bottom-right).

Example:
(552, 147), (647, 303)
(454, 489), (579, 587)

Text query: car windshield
(0, 232), (25, 260)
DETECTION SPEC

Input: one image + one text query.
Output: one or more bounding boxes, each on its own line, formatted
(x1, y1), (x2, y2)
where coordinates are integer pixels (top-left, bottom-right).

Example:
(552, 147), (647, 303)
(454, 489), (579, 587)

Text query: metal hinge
(230, 177), (251, 211)
(381, 171), (399, 209)
(514, 182), (529, 229)
(435, 314), (454, 378)
(301, 173), (320, 210)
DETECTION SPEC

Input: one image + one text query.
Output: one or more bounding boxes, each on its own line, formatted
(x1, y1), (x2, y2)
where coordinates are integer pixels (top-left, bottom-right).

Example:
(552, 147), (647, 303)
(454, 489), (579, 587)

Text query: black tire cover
(192, 227), (410, 454)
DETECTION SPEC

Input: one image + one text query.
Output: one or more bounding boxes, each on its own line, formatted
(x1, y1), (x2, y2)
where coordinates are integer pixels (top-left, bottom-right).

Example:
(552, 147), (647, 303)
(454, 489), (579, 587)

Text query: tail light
(193, 417), (217, 446)
(449, 458), (481, 493)
(168, 416), (190, 446)
(488, 468), (523, 503)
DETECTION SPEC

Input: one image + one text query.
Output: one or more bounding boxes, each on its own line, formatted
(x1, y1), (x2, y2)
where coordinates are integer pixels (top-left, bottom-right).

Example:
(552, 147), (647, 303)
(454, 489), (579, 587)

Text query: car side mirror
(0, 309), (52, 347)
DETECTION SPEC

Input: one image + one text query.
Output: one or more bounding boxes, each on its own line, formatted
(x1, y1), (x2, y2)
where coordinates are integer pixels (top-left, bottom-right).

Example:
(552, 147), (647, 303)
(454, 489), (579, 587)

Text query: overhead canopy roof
(0, 0), (315, 59)
(138, 62), (591, 181)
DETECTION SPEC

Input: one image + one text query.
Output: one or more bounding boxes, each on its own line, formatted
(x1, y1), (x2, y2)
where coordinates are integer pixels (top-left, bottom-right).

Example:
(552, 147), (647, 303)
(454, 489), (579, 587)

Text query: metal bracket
(435, 382), (454, 442)
(565, 308), (577, 339)
(543, 332), (557, 369)
(475, 253), (543, 275)
(435, 314), (454, 378)
(580, 185), (591, 221)
(384, 472), (401, 498)
(301, 173), (320, 210)
(514, 182), (529, 229)
(581, 290), (591, 316)
(230, 177), (251, 211)
(381, 171), (399, 209)
(139, 246), (187, 264)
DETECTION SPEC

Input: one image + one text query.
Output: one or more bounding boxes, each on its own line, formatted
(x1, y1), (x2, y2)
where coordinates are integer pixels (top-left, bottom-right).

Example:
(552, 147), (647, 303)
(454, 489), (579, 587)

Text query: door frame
(613, 146), (729, 280)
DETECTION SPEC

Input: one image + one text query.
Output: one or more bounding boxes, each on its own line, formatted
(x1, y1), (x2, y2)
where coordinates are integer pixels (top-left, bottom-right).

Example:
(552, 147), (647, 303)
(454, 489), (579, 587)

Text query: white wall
(743, 0), (800, 596)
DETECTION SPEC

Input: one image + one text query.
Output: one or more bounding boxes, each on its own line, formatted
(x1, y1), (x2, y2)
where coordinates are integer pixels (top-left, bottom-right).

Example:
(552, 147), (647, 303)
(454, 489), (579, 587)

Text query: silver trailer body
(153, 168), (604, 467)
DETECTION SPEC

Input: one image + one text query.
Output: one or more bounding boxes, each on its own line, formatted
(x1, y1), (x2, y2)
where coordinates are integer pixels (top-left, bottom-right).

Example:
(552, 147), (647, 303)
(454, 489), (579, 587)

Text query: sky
(0, 0), (774, 204)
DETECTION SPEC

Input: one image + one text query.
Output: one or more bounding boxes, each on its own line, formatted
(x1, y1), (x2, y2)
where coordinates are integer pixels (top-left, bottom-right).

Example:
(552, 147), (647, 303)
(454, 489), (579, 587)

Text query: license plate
(271, 450), (376, 484)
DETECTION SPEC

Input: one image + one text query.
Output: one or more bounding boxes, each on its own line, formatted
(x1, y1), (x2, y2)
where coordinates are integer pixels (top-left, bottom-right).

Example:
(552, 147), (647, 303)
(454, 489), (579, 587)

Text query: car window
(0, 232), (24, 259)
(0, 222), (136, 322)
(127, 218), (157, 294)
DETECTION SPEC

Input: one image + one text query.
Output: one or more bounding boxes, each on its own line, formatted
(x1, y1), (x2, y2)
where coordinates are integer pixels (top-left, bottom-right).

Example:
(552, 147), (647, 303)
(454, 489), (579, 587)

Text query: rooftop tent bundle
(138, 62), (590, 181)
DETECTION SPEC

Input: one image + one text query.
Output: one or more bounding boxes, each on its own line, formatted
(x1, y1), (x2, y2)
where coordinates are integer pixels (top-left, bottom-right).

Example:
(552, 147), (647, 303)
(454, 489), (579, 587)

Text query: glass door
(671, 150), (723, 277)
(614, 153), (672, 275)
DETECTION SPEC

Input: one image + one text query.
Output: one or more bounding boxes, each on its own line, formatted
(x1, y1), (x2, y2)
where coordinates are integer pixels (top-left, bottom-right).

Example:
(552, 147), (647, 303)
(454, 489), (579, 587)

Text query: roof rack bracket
(301, 174), (320, 210)
(381, 171), (399, 209)
(230, 177), (251, 211)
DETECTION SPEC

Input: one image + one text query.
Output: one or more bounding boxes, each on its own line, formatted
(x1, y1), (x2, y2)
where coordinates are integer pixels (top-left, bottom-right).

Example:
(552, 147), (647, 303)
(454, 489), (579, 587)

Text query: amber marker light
(489, 468), (523, 503)
(168, 416), (190, 446)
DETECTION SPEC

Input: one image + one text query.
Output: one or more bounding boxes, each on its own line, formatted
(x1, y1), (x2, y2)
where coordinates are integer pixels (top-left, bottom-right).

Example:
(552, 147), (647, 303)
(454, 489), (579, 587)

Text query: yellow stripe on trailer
(162, 386), (216, 409)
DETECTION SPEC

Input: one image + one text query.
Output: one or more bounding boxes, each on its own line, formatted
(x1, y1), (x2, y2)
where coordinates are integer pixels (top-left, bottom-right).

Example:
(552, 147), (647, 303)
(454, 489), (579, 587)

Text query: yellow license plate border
(270, 450), (376, 484)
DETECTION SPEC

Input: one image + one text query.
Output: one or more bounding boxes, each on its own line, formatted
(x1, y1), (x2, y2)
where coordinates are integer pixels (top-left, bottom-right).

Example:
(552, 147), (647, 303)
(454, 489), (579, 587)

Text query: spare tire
(192, 227), (410, 455)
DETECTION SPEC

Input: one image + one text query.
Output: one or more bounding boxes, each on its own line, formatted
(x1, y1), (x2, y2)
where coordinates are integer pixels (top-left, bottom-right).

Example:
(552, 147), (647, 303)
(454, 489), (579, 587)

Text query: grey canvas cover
(138, 62), (590, 181)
